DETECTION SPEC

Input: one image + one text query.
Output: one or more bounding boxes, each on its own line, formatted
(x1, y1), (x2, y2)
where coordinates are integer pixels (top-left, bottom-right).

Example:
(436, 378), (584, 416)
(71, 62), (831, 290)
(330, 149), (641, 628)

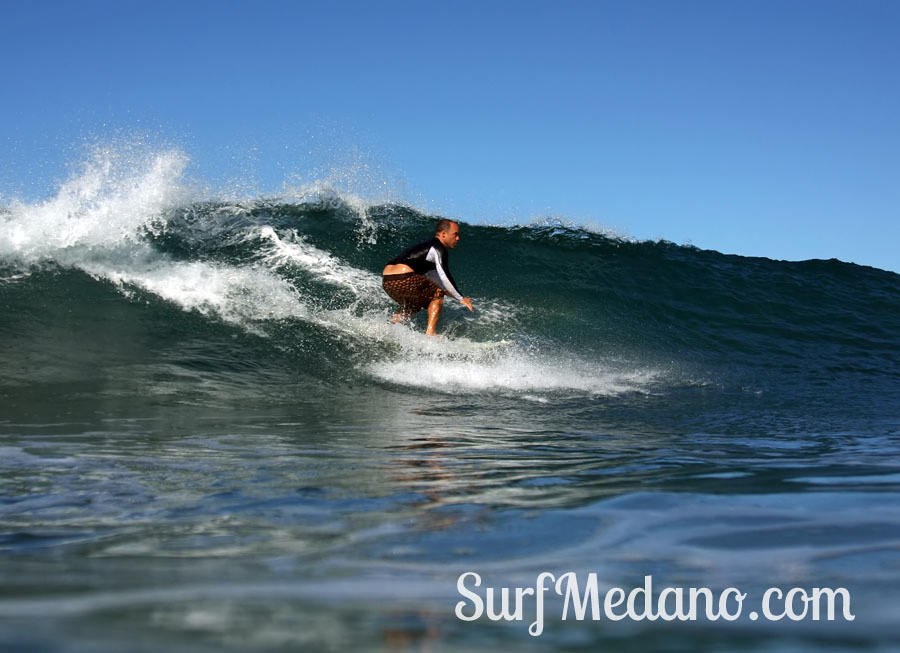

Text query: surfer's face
(440, 223), (461, 248)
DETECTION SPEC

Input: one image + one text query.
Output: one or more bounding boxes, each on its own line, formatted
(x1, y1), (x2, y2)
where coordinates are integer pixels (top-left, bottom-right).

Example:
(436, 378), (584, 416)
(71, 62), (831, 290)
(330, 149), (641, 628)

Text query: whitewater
(1, 146), (899, 652)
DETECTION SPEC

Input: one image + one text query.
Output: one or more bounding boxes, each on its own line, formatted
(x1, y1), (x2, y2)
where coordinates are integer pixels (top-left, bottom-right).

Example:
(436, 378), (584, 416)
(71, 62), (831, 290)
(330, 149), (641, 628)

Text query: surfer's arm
(425, 246), (465, 301)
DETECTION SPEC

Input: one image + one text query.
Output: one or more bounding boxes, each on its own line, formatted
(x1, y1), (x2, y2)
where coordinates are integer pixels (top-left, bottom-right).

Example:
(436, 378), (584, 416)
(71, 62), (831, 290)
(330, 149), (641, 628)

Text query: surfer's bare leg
(425, 296), (444, 336)
(391, 311), (407, 324)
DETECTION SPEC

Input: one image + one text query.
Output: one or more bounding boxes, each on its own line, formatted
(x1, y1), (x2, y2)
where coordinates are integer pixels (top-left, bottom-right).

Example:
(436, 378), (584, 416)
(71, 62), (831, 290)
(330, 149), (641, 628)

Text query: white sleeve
(425, 246), (464, 300)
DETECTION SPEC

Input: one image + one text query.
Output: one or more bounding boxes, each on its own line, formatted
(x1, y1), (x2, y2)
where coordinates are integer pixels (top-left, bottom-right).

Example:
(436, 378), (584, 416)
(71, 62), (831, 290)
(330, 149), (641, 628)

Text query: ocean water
(1, 148), (899, 652)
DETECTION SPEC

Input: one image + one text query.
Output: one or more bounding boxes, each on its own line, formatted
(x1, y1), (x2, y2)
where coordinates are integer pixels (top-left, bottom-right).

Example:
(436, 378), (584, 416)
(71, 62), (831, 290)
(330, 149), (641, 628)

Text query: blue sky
(3, 0), (898, 272)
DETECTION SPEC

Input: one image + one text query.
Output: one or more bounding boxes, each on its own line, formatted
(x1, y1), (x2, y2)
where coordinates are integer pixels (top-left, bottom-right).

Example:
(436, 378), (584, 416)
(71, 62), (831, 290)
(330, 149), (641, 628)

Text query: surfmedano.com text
(455, 572), (855, 636)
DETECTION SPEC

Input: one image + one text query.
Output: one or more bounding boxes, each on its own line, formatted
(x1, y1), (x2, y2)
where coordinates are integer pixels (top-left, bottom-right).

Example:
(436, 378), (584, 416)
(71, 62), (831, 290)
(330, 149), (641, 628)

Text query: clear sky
(3, 0), (898, 272)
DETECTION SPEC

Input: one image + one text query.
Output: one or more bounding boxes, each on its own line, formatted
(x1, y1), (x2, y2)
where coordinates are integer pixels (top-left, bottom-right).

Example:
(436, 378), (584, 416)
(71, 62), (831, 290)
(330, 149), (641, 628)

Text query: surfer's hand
(461, 297), (474, 312)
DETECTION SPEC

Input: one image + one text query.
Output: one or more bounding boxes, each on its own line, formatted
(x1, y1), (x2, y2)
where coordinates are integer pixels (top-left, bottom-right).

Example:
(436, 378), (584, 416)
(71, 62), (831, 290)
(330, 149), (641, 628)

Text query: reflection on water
(1, 392), (899, 650)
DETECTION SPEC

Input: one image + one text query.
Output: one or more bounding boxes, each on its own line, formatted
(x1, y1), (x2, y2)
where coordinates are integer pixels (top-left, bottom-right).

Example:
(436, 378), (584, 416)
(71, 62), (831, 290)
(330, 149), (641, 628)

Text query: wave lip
(1, 147), (190, 264)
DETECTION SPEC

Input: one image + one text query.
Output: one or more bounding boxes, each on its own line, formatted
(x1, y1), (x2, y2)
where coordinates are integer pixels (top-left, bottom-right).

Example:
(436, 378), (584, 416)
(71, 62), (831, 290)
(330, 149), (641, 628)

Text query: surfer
(382, 219), (474, 335)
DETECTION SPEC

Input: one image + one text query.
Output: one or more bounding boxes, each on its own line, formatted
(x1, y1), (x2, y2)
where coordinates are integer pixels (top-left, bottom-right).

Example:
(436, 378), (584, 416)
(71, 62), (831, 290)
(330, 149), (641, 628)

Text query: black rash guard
(387, 237), (464, 300)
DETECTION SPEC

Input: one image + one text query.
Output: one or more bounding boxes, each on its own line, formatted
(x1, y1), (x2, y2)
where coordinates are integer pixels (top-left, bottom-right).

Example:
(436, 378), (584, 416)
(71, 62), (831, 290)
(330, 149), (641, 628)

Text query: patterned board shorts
(382, 272), (445, 317)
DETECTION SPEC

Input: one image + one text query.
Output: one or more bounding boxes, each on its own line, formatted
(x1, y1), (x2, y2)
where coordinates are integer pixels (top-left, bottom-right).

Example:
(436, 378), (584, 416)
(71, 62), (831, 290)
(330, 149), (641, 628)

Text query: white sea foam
(364, 332), (659, 397)
(367, 355), (657, 397)
(0, 145), (309, 332)
(83, 258), (307, 326)
(252, 226), (382, 295)
(0, 146), (190, 262)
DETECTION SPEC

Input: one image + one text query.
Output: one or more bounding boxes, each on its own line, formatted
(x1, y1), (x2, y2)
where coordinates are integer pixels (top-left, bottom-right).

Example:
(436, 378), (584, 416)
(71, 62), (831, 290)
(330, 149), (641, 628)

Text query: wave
(2, 145), (898, 406)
